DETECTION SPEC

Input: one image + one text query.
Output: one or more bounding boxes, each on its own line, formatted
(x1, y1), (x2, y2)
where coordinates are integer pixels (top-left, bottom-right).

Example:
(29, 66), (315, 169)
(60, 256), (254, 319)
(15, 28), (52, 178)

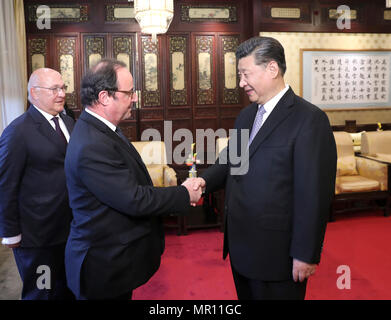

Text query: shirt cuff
(1, 234), (22, 245)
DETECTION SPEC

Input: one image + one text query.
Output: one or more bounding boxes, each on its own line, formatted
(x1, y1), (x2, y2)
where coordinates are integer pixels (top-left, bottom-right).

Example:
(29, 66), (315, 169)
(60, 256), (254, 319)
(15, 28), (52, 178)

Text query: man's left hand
(292, 258), (317, 282)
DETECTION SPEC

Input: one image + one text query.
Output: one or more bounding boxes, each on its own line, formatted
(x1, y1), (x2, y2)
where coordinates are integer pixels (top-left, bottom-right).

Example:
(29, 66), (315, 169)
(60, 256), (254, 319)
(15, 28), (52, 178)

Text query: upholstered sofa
(361, 130), (391, 163)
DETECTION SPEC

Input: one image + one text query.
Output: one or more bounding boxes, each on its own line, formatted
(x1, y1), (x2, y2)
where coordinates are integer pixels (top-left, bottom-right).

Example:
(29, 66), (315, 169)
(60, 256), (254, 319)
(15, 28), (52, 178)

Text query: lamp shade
(134, 0), (174, 41)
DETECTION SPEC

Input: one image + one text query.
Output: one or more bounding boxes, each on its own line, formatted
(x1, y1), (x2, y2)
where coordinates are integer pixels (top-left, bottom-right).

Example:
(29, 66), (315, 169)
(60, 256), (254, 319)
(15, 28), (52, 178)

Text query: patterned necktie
(248, 105), (266, 146)
(52, 116), (67, 145)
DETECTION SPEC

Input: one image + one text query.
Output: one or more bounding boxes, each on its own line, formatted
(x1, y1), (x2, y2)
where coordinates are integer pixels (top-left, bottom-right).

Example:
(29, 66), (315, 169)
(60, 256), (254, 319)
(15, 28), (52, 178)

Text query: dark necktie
(52, 116), (68, 145)
(115, 127), (130, 146)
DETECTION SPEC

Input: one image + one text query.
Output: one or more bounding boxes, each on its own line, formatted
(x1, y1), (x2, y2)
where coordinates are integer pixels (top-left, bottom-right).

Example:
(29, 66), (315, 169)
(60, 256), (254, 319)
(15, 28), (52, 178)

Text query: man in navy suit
(190, 36), (337, 300)
(64, 59), (201, 300)
(0, 68), (75, 299)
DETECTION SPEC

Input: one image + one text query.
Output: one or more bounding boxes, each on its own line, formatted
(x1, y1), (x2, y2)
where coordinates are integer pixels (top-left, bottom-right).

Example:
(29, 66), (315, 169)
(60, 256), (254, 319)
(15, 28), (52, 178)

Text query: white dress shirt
(258, 84), (290, 125)
(33, 105), (70, 142)
(85, 107), (117, 132)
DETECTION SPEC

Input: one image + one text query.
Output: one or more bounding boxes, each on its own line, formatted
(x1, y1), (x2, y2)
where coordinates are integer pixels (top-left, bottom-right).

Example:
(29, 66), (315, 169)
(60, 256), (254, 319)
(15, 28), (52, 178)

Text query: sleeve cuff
(1, 234), (22, 245)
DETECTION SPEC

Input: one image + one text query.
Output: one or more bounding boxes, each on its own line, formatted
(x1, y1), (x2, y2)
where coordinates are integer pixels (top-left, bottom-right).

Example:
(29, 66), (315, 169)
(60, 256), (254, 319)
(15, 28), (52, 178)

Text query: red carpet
(133, 211), (391, 300)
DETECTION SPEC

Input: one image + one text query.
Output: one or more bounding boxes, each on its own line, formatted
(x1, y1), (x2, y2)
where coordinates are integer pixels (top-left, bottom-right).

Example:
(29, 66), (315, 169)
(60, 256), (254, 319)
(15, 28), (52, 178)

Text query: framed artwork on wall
(301, 49), (391, 110)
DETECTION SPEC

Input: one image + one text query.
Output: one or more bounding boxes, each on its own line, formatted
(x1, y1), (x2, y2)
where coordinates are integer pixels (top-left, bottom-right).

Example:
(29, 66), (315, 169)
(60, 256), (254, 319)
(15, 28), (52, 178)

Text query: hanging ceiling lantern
(134, 0), (174, 42)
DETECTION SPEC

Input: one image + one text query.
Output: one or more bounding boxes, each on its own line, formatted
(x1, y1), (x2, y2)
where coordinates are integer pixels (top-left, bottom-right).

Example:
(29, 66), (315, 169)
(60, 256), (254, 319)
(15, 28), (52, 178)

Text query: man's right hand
(182, 178), (204, 206)
(182, 178), (206, 206)
(190, 178), (206, 193)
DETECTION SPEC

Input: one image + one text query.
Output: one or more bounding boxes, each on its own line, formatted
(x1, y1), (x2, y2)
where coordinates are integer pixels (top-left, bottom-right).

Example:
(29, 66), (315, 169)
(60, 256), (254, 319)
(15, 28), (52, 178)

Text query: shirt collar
(85, 107), (117, 132)
(33, 104), (59, 121)
(260, 84), (290, 113)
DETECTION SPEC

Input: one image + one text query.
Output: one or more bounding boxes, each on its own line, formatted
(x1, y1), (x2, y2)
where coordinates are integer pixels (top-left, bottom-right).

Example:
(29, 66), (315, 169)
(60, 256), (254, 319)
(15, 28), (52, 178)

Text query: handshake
(182, 177), (206, 206)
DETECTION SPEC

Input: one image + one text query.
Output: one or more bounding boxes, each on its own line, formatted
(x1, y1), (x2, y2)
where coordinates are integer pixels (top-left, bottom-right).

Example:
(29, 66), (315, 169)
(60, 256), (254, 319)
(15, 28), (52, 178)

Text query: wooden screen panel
(139, 120), (164, 140)
(112, 33), (138, 124)
(55, 36), (80, 110)
(319, 3), (364, 27)
(112, 34), (135, 74)
(27, 4), (89, 23)
(83, 34), (106, 73)
(27, 36), (50, 76)
(141, 35), (161, 107)
(219, 35), (240, 105)
(111, 34), (138, 141)
(180, 4), (238, 23)
(195, 35), (215, 105)
(220, 106), (242, 132)
(168, 35), (189, 106)
(139, 35), (164, 142)
(259, 2), (312, 24)
(118, 122), (138, 142)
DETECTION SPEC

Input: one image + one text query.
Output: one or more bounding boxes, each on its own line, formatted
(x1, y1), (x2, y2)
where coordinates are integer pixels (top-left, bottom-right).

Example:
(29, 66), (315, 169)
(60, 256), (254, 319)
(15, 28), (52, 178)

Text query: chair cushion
(163, 166), (178, 187)
(335, 175), (380, 194)
(350, 132), (364, 147)
(336, 155), (358, 176)
(333, 132), (358, 176)
(350, 131), (364, 153)
(146, 164), (164, 187)
(356, 156), (388, 191)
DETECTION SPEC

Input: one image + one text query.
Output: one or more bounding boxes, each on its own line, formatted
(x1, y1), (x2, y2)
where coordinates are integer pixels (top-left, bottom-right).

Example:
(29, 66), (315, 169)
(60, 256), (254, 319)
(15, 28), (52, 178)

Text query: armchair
(331, 131), (390, 221)
(132, 141), (177, 187)
(131, 141), (183, 234)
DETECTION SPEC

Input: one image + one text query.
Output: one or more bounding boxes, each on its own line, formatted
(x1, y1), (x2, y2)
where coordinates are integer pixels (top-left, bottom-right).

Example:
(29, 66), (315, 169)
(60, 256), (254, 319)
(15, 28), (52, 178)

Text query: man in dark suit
(0, 68), (75, 299)
(189, 36), (337, 300)
(64, 59), (201, 300)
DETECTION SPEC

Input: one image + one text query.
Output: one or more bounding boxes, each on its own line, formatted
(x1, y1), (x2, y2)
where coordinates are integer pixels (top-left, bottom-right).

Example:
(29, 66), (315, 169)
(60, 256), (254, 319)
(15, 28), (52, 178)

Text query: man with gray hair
(190, 36), (337, 300)
(0, 68), (75, 299)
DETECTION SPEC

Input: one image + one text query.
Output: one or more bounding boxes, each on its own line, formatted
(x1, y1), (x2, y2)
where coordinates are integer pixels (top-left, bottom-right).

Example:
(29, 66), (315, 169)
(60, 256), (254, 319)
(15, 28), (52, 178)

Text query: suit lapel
(80, 111), (152, 184)
(248, 88), (296, 159)
(28, 105), (67, 155)
(59, 112), (75, 135)
(243, 103), (259, 133)
(111, 129), (152, 183)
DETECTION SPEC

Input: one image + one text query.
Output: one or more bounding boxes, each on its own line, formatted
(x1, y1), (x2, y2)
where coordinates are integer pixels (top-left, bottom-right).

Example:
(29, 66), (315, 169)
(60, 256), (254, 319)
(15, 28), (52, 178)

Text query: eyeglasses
(33, 85), (68, 95)
(106, 88), (135, 98)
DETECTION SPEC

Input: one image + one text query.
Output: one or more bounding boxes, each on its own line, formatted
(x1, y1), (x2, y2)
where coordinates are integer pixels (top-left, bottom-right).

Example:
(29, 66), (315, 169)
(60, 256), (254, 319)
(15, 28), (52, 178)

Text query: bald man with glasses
(0, 68), (75, 299)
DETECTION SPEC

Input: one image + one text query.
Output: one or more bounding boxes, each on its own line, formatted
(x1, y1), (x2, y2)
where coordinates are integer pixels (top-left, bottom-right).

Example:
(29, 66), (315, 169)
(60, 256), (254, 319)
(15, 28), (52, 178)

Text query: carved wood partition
(25, 0), (250, 164)
(25, 0), (391, 167)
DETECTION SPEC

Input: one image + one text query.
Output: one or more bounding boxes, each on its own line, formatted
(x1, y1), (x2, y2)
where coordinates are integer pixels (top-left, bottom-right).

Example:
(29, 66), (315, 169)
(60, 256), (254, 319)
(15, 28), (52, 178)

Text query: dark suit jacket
(64, 110), (190, 299)
(0, 105), (75, 247)
(202, 88), (337, 281)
